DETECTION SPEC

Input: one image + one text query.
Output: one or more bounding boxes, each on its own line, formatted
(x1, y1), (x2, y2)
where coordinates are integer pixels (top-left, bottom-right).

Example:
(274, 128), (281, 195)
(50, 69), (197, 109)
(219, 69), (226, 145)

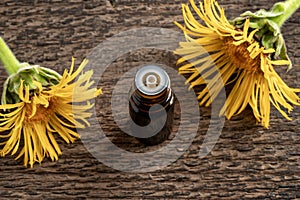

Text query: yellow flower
(0, 58), (102, 167)
(174, 0), (300, 128)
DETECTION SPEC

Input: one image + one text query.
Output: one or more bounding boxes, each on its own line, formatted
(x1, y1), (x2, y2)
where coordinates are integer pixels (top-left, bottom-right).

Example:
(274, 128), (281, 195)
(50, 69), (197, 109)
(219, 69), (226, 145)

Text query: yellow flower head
(0, 58), (102, 167)
(174, 0), (300, 128)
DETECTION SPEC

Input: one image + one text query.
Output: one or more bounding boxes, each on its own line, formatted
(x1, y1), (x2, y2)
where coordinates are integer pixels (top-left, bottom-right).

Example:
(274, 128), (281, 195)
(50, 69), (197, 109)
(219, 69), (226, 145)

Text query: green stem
(271, 0), (300, 27)
(0, 37), (21, 75)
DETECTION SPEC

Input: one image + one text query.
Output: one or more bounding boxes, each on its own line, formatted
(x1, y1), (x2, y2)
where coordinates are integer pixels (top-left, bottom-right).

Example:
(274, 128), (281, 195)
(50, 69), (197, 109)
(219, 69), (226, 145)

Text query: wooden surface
(0, 0), (299, 199)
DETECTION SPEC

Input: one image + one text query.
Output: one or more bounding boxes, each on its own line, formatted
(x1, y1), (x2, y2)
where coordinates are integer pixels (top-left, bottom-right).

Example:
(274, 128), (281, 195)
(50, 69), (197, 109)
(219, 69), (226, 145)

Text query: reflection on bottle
(129, 65), (175, 145)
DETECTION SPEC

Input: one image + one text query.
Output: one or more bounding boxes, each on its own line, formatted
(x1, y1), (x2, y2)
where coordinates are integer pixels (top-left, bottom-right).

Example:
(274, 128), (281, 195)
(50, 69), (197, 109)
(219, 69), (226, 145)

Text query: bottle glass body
(128, 65), (174, 145)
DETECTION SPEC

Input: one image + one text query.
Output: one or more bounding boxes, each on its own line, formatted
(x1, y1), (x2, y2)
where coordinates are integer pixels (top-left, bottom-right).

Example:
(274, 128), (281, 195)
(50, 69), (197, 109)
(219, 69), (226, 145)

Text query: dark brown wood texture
(0, 0), (299, 199)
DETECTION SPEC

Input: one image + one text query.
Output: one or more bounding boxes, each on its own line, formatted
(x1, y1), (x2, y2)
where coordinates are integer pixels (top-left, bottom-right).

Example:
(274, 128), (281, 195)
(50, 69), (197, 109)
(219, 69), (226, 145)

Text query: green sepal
(231, 1), (292, 70)
(1, 63), (62, 105)
(239, 9), (282, 19)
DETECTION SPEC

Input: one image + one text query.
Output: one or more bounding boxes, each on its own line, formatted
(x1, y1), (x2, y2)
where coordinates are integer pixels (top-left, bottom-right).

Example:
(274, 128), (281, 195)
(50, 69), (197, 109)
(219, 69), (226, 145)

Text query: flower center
(25, 97), (56, 124)
(224, 38), (261, 73)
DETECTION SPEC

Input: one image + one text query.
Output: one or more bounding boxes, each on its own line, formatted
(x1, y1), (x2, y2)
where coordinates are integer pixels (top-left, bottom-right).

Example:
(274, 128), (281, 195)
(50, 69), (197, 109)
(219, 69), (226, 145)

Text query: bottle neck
(129, 85), (174, 114)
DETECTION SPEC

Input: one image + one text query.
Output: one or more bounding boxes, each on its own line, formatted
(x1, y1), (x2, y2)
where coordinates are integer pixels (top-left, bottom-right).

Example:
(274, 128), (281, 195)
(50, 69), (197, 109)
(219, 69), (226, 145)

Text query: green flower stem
(0, 37), (21, 75)
(272, 0), (300, 27)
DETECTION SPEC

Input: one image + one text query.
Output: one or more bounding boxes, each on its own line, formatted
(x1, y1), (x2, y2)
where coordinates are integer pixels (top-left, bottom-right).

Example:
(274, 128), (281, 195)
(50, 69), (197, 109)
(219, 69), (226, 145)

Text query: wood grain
(0, 0), (299, 199)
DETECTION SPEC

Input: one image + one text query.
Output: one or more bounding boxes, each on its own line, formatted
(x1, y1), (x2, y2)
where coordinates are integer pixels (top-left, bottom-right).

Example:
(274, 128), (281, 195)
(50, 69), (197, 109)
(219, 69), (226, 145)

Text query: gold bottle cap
(135, 65), (170, 96)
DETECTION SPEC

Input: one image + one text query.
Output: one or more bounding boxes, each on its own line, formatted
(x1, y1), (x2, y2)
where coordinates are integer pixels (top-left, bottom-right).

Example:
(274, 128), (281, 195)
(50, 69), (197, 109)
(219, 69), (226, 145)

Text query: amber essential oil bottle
(129, 65), (175, 145)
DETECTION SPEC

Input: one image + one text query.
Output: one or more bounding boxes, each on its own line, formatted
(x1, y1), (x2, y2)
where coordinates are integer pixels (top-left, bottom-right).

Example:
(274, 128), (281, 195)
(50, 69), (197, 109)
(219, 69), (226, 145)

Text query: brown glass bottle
(129, 65), (174, 145)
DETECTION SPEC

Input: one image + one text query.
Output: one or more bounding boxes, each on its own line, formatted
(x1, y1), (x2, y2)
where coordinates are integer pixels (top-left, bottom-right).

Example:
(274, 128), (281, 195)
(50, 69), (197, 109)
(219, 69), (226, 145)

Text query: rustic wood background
(0, 0), (299, 199)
